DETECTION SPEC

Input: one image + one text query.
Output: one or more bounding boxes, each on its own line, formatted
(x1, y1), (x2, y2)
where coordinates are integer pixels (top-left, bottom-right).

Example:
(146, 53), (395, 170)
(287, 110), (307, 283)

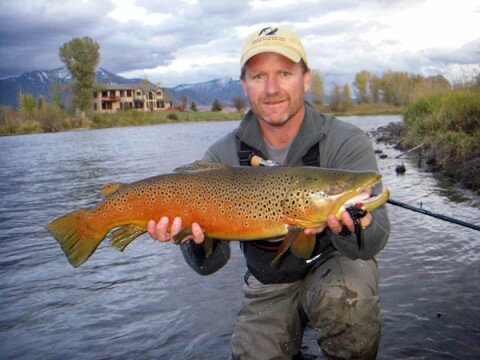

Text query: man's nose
(265, 76), (280, 94)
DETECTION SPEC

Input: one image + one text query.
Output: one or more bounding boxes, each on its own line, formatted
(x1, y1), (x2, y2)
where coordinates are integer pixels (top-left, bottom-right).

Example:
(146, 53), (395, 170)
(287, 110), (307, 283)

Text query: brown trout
(46, 161), (389, 268)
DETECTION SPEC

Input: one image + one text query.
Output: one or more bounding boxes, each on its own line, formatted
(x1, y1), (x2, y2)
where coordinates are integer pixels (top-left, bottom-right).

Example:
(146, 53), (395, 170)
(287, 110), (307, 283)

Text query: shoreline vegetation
(0, 102), (405, 137)
(372, 87), (480, 194)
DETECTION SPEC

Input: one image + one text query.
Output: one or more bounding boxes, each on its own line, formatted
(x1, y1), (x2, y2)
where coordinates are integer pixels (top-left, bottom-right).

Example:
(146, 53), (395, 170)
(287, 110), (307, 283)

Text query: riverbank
(371, 88), (480, 194)
(0, 103), (406, 136)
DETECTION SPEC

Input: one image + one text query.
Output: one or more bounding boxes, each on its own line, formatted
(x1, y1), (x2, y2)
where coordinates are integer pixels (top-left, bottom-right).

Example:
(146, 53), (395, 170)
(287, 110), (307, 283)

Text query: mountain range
(0, 67), (246, 109)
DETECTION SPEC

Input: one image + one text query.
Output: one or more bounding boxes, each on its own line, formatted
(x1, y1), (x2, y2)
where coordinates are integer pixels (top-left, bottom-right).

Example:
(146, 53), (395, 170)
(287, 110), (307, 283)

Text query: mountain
(167, 77), (245, 109)
(0, 67), (246, 108)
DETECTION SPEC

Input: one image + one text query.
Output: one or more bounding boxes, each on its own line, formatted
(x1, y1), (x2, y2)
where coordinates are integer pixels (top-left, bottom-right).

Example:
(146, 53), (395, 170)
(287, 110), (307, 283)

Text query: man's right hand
(147, 216), (205, 244)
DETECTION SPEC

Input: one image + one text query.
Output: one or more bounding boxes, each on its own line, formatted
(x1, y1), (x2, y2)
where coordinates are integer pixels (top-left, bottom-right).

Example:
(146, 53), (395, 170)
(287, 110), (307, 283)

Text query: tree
(341, 84), (351, 111)
(59, 36), (100, 113)
(353, 70), (372, 104)
(211, 99), (222, 112)
(190, 101), (198, 112)
(369, 75), (382, 104)
(49, 81), (64, 109)
(310, 70), (324, 105)
(232, 96), (246, 112)
(18, 92), (36, 115)
(329, 84), (342, 112)
(180, 95), (188, 111)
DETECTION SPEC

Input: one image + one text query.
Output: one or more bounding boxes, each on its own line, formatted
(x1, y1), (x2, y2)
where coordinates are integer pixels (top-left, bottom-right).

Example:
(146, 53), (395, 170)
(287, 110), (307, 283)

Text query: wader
(231, 141), (382, 360)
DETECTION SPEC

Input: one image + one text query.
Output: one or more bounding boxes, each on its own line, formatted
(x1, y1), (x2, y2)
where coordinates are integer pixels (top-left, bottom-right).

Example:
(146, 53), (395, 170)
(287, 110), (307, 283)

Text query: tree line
(309, 69), (452, 112)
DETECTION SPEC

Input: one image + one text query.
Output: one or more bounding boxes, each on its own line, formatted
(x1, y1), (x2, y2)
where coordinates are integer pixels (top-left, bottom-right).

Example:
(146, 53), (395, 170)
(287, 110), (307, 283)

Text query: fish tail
(45, 209), (107, 268)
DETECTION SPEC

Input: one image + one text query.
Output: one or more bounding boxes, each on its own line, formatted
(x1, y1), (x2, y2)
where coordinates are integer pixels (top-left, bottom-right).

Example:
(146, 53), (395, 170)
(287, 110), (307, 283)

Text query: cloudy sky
(0, 0), (479, 87)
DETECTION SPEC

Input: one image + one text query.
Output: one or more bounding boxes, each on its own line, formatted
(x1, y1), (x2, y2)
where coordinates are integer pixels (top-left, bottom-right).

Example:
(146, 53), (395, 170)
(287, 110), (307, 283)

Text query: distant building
(92, 81), (172, 113)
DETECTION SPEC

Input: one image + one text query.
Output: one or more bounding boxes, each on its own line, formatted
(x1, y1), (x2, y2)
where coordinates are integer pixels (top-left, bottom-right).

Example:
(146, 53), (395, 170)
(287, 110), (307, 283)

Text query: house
(92, 81), (172, 113)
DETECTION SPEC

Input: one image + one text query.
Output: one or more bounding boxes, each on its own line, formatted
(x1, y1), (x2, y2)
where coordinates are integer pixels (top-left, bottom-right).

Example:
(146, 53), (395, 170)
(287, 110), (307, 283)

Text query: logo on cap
(258, 27), (279, 36)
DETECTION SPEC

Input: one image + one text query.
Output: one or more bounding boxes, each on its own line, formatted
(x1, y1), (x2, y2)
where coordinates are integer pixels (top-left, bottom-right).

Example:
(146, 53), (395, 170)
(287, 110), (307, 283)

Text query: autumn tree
(369, 75), (382, 104)
(59, 36), (100, 113)
(232, 96), (246, 112)
(353, 70), (372, 104)
(180, 95), (188, 111)
(310, 70), (324, 105)
(329, 84), (342, 112)
(341, 84), (351, 111)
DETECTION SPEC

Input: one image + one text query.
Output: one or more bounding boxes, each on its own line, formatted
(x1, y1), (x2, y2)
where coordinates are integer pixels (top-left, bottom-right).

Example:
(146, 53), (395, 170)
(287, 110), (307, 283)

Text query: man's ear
(303, 69), (311, 93)
(241, 78), (248, 96)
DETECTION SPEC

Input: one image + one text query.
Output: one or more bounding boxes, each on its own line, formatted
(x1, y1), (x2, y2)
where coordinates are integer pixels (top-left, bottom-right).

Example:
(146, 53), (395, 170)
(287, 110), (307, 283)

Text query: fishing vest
(237, 139), (333, 284)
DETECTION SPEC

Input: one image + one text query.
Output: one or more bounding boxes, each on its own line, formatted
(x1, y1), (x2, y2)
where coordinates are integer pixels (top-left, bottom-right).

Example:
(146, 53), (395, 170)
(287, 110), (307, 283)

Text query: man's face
(241, 52), (310, 126)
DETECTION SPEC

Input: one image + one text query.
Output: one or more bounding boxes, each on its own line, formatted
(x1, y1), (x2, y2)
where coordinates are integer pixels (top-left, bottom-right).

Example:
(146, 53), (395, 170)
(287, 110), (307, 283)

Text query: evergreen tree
(211, 99), (222, 112)
(190, 101), (198, 112)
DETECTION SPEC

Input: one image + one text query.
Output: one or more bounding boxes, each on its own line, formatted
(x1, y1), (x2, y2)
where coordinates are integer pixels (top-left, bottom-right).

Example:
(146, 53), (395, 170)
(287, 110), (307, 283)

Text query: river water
(0, 116), (479, 359)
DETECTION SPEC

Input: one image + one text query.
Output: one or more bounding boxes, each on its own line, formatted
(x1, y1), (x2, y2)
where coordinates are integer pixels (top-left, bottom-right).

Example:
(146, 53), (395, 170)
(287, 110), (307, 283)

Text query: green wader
(231, 251), (381, 359)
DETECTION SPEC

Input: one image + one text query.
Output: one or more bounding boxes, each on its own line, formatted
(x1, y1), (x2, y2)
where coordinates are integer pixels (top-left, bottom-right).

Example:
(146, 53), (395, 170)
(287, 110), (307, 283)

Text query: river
(0, 116), (479, 359)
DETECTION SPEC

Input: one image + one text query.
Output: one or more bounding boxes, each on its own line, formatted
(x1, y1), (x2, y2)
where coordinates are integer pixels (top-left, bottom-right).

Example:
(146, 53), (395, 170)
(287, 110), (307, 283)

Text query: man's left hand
(303, 211), (372, 235)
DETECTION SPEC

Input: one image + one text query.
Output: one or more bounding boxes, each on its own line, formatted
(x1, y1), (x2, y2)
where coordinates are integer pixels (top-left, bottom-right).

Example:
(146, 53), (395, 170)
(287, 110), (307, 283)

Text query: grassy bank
(0, 108), (243, 136)
(316, 103), (405, 116)
(400, 87), (480, 192)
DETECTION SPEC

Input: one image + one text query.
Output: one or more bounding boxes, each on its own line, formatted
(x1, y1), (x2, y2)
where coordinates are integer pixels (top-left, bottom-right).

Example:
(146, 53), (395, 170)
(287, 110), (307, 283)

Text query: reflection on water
(0, 117), (479, 359)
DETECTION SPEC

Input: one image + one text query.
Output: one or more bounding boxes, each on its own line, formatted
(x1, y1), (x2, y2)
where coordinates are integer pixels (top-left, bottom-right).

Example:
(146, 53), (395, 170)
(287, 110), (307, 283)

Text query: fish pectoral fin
(110, 225), (146, 252)
(270, 226), (302, 268)
(102, 182), (126, 198)
(173, 228), (213, 256)
(290, 232), (316, 260)
(172, 227), (193, 245)
(173, 161), (229, 173)
(204, 237), (214, 257)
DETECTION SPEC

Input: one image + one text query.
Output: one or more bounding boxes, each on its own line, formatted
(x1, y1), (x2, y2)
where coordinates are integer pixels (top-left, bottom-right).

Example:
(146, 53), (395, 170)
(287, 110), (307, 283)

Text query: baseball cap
(240, 27), (308, 67)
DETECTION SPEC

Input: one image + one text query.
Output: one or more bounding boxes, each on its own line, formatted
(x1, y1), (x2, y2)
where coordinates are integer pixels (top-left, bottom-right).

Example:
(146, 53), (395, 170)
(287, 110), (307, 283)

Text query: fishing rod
(249, 155), (480, 232)
(387, 198), (480, 232)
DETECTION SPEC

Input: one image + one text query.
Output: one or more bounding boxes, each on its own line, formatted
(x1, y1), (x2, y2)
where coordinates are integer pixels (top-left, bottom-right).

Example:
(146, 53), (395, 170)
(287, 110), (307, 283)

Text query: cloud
(0, 0), (478, 87)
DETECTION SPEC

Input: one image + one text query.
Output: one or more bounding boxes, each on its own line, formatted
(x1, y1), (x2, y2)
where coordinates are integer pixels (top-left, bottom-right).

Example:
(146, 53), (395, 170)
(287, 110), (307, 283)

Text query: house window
(93, 92), (97, 98)
(127, 90), (132, 97)
(120, 90), (125, 97)
(102, 91), (108, 97)
(136, 91), (142, 97)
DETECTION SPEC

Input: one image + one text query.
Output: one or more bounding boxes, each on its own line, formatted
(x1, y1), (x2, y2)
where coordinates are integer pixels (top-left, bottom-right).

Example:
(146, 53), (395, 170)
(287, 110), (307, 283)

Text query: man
(148, 27), (390, 359)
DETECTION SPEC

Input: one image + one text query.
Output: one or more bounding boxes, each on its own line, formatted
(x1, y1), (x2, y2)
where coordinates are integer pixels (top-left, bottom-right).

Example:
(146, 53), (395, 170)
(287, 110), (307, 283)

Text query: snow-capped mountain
(0, 67), (246, 108)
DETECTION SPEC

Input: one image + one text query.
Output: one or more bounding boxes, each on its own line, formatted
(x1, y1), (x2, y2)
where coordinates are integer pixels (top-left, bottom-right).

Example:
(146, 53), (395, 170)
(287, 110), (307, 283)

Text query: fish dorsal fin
(102, 182), (126, 198)
(174, 161), (228, 173)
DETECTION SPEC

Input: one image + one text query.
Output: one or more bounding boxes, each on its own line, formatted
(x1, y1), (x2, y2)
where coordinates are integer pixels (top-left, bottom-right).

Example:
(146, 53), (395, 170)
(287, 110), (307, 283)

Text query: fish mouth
(343, 187), (390, 211)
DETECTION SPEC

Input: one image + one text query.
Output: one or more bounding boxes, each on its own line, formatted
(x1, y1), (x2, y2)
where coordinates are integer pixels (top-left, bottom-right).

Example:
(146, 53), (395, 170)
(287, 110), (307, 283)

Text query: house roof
(95, 81), (163, 92)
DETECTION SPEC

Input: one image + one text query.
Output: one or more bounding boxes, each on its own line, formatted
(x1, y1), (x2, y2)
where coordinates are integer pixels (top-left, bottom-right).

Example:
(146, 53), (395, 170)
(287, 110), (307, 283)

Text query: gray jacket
(180, 102), (390, 282)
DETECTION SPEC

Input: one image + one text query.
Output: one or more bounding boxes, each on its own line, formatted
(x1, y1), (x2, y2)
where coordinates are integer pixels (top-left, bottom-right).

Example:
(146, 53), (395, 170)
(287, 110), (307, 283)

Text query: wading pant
(231, 251), (381, 359)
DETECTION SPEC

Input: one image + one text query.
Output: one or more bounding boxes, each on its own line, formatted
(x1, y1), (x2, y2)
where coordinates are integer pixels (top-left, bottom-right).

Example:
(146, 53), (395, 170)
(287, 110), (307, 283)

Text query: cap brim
(241, 46), (302, 66)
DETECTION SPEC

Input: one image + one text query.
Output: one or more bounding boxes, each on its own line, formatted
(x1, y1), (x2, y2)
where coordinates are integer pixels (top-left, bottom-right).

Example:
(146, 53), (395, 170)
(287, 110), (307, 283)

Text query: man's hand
(147, 216), (205, 244)
(303, 211), (372, 235)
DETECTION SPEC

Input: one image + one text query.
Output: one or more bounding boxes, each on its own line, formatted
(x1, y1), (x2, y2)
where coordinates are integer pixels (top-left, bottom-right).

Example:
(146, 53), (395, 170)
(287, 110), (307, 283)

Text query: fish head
(282, 168), (383, 227)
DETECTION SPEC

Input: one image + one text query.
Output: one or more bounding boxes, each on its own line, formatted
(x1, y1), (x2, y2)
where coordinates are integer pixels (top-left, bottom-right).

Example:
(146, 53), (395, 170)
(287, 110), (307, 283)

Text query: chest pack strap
(238, 140), (320, 167)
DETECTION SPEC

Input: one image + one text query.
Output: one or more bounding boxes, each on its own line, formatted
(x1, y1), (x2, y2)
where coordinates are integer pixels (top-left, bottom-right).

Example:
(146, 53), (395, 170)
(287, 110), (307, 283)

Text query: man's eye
(280, 71), (291, 77)
(253, 74), (263, 80)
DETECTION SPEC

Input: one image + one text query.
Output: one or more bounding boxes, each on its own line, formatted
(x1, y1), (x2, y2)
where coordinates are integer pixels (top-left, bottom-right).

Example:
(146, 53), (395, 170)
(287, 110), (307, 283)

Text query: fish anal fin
(174, 161), (228, 173)
(110, 225), (146, 251)
(270, 226), (301, 268)
(102, 182), (126, 198)
(290, 232), (316, 260)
